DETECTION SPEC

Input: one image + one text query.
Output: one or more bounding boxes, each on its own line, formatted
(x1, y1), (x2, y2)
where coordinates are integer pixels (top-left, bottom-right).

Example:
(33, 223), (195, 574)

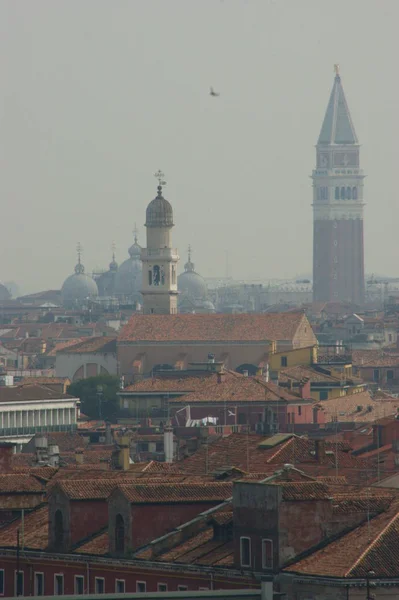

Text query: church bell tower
(312, 66), (365, 305)
(141, 171), (179, 314)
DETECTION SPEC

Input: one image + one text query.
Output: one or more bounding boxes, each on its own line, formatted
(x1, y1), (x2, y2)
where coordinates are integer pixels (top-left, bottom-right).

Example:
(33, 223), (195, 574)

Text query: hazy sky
(1, 0), (398, 294)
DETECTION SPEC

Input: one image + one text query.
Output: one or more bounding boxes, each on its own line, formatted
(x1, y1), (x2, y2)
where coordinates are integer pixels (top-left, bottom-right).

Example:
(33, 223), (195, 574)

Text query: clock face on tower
(318, 153), (329, 168)
(333, 152), (359, 168)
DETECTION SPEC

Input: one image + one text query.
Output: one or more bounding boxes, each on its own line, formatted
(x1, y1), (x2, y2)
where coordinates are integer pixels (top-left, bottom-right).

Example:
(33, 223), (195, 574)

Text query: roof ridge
(266, 436), (296, 464)
(345, 500), (399, 576)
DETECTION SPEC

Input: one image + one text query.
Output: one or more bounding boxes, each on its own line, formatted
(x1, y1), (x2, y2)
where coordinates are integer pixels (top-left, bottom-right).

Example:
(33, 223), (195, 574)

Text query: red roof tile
(0, 504), (48, 550)
(118, 482), (233, 504)
(284, 498), (399, 578)
(0, 474), (45, 493)
(118, 312), (312, 343)
(58, 337), (116, 354)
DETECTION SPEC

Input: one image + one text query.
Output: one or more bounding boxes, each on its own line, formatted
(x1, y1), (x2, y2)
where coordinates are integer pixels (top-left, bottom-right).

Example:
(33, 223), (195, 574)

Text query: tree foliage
(68, 374), (120, 421)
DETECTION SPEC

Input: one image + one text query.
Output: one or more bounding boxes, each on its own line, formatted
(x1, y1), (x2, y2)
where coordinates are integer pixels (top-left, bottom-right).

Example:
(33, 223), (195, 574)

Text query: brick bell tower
(312, 65), (365, 305)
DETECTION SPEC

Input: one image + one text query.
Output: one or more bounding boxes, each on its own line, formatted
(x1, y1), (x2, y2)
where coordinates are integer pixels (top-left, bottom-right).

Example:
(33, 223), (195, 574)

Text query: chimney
(105, 421), (113, 445)
(0, 443), (15, 472)
(264, 363), (270, 383)
(48, 444), (60, 468)
(75, 449), (84, 465)
(117, 436), (130, 471)
(315, 439), (326, 464)
(299, 377), (311, 398)
(207, 353), (215, 364)
(270, 340), (277, 355)
(35, 434), (48, 465)
(261, 580), (273, 600)
(217, 371), (226, 384)
(164, 421), (174, 463)
(242, 370), (249, 378)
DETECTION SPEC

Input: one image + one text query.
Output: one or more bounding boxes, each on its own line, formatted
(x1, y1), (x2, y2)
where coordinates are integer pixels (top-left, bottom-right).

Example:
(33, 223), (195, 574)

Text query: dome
(0, 282), (11, 303)
(114, 234), (142, 298)
(178, 250), (207, 300)
(61, 262), (98, 308)
(145, 185), (173, 228)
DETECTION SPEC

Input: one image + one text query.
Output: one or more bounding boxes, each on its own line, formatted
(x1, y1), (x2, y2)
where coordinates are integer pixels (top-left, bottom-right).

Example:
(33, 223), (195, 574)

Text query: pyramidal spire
(318, 65), (358, 145)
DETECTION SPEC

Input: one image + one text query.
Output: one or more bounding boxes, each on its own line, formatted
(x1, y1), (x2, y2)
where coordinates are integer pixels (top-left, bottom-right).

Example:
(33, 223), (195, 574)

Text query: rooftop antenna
(111, 241), (116, 262)
(188, 244), (192, 263)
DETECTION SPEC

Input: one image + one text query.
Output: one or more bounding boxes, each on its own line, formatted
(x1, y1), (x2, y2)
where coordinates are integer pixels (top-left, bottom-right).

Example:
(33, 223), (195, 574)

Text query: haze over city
(1, 0), (398, 294)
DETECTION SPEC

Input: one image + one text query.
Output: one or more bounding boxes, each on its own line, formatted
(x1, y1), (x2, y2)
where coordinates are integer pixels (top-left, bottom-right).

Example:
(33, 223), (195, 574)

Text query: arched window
(55, 509), (64, 548)
(115, 514), (125, 554)
(172, 265), (176, 285)
(346, 186), (352, 200)
(160, 265), (165, 285)
(340, 187), (346, 200)
(153, 265), (160, 286)
(335, 187), (340, 200)
(148, 270), (152, 286)
(352, 187), (358, 199)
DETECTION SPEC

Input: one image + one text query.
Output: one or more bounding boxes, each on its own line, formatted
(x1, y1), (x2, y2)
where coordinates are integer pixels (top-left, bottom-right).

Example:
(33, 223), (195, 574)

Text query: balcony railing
(0, 424), (77, 437)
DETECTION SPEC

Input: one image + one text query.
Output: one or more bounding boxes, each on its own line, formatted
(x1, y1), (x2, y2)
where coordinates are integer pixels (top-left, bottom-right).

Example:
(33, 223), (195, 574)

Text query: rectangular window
(157, 583), (167, 592)
(373, 369), (380, 382)
(15, 571), (24, 596)
(178, 585), (188, 591)
(319, 390), (328, 401)
(281, 356), (287, 367)
(387, 370), (394, 380)
(54, 574), (64, 596)
(240, 536), (251, 567)
(74, 576), (84, 595)
(95, 578), (105, 594)
(136, 581), (146, 593)
(298, 406), (302, 416)
(0, 569), (4, 595)
(34, 572), (44, 596)
(262, 538), (273, 569)
(115, 580), (125, 593)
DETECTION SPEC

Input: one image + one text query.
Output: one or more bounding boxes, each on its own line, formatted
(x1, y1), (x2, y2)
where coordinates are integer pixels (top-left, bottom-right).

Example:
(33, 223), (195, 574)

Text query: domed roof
(146, 185), (173, 228)
(61, 260), (98, 308)
(114, 233), (142, 298)
(178, 248), (207, 300)
(0, 282), (11, 303)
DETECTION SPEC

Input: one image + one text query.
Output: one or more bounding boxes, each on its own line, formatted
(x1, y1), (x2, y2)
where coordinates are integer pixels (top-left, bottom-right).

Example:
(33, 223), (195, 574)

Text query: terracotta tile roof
(22, 431), (89, 454)
(20, 376), (70, 385)
(274, 481), (331, 501)
(179, 433), (373, 483)
(0, 474), (45, 493)
(118, 312), (311, 343)
(58, 337), (116, 354)
(284, 498), (399, 578)
(118, 482), (233, 504)
(74, 530), (109, 555)
(170, 371), (306, 404)
(46, 339), (84, 357)
(352, 349), (399, 368)
(122, 373), (214, 394)
(53, 479), (137, 500)
(319, 391), (399, 423)
(0, 384), (75, 403)
(134, 501), (234, 566)
(0, 504), (48, 550)
(279, 365), (340, 383)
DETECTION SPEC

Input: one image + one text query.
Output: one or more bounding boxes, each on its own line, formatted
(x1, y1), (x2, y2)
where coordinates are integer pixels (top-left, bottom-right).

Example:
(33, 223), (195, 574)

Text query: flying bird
(210, 86), (220, 97)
